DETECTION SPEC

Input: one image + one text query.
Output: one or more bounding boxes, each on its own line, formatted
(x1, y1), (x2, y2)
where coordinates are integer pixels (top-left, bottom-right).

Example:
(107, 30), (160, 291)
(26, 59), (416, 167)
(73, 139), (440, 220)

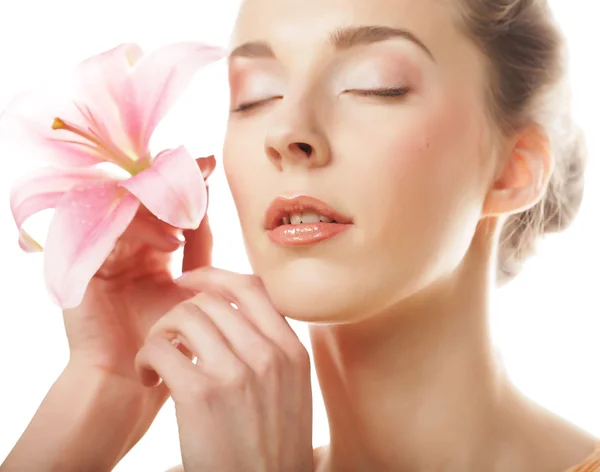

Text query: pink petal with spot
(10, 166), (118, 252)
(120, 146), (206, 229)
(71, 43), (145, 165)
(120, 42), (225, 157)
(43, 181), (140, 309)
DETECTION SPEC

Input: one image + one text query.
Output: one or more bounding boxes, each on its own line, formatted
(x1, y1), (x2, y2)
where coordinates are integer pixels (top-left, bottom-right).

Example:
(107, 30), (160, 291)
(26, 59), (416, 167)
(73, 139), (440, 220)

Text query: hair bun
(496, 115), (587, 285)
(542, 118), (587, 234)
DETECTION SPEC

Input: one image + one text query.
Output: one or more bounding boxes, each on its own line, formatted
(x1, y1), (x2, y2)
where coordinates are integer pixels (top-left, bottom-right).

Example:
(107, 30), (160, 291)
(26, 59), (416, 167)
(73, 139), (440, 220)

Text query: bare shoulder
(165, 449), (329, 472)
(506, 390), (598, 471)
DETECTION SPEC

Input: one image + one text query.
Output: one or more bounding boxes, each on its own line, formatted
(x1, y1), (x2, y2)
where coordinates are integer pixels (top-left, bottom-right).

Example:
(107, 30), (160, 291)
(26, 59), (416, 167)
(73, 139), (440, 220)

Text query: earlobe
(481, 127), (552, 217)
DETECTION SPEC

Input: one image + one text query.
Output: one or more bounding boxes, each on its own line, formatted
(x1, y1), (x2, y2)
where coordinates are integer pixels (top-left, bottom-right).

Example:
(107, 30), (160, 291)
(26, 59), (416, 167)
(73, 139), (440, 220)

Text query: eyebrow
(228, 25), (435, 62)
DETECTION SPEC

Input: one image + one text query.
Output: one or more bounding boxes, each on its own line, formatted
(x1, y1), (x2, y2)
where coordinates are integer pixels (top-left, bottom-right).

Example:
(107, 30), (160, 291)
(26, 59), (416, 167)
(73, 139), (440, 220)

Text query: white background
(0, 1), (598, 471)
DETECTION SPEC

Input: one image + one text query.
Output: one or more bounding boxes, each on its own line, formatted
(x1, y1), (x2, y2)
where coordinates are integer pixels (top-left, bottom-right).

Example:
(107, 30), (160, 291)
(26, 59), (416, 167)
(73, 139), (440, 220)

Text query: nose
(264, 106), (331, 170)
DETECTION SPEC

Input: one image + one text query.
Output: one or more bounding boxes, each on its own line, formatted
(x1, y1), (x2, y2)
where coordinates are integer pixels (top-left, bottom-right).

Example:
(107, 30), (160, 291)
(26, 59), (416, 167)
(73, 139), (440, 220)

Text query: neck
(308, 234), (519, 471)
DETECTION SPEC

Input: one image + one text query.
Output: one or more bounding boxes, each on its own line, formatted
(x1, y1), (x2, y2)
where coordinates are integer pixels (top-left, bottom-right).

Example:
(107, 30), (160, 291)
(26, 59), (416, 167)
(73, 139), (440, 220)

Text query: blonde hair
(458, 0), (587, 283)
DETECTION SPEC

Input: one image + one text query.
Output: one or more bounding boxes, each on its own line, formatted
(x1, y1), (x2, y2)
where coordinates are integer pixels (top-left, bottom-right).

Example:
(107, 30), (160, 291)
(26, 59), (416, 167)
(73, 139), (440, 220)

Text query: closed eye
(348, 86), (410, 97)
(231, 97), (282, 113)
(231, 86), (409, 113)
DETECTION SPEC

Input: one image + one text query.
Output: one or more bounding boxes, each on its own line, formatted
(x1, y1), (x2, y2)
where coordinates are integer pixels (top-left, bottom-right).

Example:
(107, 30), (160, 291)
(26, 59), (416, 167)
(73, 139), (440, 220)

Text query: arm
(1, 362), (157, 472)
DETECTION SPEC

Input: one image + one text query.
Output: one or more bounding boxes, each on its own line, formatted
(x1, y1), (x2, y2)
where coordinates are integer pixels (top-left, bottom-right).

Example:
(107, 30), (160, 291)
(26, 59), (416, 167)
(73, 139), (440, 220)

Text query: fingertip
(124, 216), (185, 252)
(141, 368), (163, 388)
(197, 155), (217, 181)
(135, 345), (163, 388)
(160, 232), (186, 251)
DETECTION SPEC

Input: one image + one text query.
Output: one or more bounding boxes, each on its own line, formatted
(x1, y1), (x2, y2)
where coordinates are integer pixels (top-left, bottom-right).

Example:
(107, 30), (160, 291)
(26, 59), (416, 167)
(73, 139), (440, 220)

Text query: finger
(181, 156), (215, 271)
(135, 335), (198, 390)
(120, 214), (184, 252)
(149, 301), (245, 374)
(182, 208), (213, 271)
(174, 268), (302, 357)
(186, 291), (279, 374)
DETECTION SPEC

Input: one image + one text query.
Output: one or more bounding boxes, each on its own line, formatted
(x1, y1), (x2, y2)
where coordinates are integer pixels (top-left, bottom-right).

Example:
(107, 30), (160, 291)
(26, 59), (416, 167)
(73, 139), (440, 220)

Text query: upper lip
(264, 195), (353, 230)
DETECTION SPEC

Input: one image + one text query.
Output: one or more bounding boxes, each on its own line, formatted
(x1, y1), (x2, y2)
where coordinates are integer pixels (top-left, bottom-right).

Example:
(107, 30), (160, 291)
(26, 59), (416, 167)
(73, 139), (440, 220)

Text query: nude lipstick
(264, 195), (353, 246)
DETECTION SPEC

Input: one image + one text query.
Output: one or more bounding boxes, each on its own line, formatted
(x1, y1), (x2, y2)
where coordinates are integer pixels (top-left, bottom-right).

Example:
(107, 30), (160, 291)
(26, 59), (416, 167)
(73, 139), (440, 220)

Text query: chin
(255, 257), (384, 324)
(253, 248), (456, 326)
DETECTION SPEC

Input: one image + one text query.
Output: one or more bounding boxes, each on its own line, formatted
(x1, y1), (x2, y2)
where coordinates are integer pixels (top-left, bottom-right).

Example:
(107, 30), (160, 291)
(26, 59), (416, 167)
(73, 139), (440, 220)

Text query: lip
(264, 195), (353, 246)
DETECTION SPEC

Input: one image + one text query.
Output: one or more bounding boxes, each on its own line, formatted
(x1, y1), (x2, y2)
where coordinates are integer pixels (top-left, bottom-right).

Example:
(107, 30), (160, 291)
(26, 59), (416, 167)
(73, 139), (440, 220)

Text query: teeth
(286, 211), (335, 225)
(290, 213), (304, 225)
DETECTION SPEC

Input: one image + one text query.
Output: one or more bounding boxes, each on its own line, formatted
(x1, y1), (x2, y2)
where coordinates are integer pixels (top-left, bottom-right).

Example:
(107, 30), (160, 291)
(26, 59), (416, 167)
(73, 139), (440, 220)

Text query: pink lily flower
(2, 42), (225, 309)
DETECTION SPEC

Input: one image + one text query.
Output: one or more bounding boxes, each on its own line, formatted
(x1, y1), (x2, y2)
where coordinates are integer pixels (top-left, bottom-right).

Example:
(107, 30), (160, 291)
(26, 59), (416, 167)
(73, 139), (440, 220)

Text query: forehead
(231, 0), (460, 56)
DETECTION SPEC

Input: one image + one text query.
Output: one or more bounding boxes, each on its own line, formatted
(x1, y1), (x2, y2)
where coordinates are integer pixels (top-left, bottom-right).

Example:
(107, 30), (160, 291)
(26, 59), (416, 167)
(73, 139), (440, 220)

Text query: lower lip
(267, 223), (352, 246)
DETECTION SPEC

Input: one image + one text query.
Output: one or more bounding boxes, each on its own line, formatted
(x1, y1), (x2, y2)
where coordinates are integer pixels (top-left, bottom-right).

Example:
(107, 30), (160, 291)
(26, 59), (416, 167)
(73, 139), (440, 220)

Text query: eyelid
(230, 96), (282, 113)
(230, 85), (410, 113)
(230, 73), (285, 112)
(346, 86), (410, 96)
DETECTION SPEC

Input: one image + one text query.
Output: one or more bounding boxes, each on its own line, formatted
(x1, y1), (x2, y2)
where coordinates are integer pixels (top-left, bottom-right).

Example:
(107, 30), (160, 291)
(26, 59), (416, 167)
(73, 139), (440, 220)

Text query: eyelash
(351, 86), (410, 97)
(230, 86), (410, 113)
(231, 99), (276, 113)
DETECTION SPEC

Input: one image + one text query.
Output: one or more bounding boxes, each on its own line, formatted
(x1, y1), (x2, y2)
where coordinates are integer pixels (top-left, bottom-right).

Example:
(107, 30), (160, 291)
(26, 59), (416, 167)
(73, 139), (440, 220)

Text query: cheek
(348, 93), (487, 258)
(223, 122), (280, 263)
(223, 127), (257, 233)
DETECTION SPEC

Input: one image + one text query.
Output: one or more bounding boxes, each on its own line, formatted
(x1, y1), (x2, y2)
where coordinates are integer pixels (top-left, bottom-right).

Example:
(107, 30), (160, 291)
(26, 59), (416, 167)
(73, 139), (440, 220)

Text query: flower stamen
(52, 116), (141, 174)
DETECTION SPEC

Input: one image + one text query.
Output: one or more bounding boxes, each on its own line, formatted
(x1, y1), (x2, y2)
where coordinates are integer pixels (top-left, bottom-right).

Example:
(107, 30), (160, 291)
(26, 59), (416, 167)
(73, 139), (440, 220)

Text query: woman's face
(223, 0), (497, 323)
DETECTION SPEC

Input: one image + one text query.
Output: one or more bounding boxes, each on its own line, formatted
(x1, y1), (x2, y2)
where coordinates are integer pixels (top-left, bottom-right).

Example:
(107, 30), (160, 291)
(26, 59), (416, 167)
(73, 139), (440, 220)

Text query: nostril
(295, 142), (313, 156)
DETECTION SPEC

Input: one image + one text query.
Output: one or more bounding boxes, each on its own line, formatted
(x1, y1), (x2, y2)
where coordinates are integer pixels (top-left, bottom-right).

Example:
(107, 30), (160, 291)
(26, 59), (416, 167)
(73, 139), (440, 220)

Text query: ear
(482, 126), (553, 217)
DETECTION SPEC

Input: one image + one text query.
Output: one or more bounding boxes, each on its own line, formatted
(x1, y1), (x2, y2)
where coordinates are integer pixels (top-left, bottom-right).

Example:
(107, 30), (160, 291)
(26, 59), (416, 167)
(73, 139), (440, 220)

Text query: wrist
(2, 362), (158, 472)
(62, 360), (164, 452)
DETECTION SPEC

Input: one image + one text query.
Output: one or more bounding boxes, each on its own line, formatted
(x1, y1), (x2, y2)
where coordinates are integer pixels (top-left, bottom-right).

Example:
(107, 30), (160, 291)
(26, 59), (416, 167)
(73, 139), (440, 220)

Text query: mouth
(264, 195), (353, 246)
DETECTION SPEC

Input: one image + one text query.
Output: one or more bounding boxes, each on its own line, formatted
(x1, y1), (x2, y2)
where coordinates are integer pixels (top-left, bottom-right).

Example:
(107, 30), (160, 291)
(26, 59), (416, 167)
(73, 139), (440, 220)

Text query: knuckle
(242, 274), (264, 291)
(145, 333), (164, 349)
(151, 303), (195, 333)
(146, 321), (166, 341)
(288, 344), (311, 369)
(149, 302), (203, 340)
(190, 290), (218, 308)
(222, 365), (252, 390)
(176, 300), (205, 317)
(185, 376), (214, 402)
(252, 345), (282, 377)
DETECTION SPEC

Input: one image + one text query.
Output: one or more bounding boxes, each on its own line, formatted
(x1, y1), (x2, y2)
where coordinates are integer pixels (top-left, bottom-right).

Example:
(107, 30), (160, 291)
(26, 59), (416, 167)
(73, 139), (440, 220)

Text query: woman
(1, 0), (596, 470)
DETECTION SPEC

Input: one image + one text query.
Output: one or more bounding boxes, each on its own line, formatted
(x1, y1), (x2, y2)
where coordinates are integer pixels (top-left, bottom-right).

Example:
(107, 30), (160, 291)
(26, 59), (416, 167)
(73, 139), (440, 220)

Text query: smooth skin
(223, 0), (596, 470)
(2, 157), (314, 472)
(2, 0), (597, 471)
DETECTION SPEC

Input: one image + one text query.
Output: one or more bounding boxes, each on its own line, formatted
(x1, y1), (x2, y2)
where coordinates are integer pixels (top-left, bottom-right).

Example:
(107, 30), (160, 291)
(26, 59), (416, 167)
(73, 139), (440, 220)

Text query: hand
(135, 267), (315, 472)
(61, 155), (216, 443)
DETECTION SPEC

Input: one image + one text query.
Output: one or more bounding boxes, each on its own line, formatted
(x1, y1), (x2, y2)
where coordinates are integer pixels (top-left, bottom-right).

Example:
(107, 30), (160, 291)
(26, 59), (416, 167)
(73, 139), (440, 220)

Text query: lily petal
(71, 43), (145, 166)
(120, 146), (206, 229)
(43, 181), (140, 309)
(10, 166), (119, 252)
(121, 42), (225, 157)
(0, 90), (105, 168)
(19, 230), (44, 253)
(74, 44), (144, 100)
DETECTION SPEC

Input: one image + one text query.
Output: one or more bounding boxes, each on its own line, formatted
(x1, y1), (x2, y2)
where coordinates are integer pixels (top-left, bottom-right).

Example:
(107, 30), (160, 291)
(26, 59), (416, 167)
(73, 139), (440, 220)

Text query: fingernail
(199, 155), (216, 180)
(202, 167), (214, 180)
(164, 232), (185, 247)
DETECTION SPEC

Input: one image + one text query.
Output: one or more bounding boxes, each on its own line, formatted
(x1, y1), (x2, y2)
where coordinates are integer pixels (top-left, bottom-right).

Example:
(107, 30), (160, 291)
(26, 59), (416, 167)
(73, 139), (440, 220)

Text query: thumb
(182, 156), (216, 272)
